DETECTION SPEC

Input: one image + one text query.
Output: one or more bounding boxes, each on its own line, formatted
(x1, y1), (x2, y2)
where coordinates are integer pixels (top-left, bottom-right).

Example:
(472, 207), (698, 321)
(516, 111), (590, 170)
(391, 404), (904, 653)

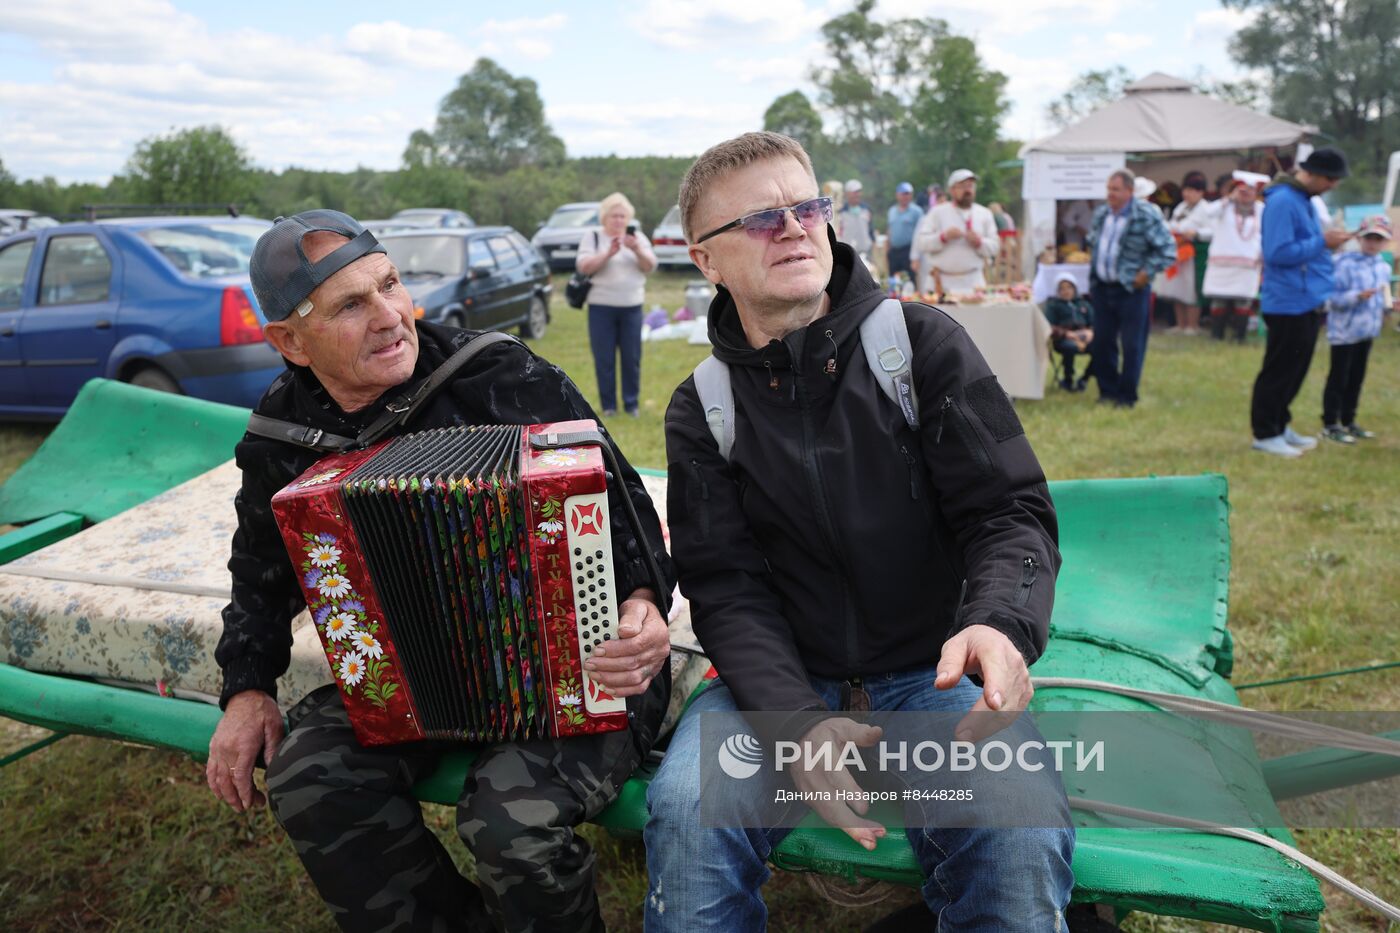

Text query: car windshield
(547, 207), (598, 228)
(138, 224), (263, 279)
(382, 236), (464, 277)
(660, 205), (682, 227)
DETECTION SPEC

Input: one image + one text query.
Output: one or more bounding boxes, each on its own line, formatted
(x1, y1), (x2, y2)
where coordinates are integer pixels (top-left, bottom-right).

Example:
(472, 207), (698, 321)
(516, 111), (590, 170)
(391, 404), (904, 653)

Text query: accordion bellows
(272, 421), (627, 746)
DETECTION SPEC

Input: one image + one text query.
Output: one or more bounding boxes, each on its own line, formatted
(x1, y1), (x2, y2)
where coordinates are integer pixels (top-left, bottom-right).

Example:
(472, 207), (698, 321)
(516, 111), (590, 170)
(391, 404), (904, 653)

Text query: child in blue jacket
(1320, 215), (1395, 443)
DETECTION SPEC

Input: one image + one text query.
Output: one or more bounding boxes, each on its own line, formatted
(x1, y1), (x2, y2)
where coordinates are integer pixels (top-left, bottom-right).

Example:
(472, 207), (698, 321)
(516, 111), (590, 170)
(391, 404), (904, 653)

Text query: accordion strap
(245, 330), (522, 452)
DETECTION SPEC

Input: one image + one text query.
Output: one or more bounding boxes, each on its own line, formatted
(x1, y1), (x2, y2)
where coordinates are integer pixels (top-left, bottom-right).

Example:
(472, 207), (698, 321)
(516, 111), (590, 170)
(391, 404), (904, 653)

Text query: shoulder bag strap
(243, 330), (522, 453)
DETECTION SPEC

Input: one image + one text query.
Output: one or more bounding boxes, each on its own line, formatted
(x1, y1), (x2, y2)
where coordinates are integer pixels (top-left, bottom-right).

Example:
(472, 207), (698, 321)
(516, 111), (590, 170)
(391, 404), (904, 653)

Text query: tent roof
(1021, 73), (1313, 156)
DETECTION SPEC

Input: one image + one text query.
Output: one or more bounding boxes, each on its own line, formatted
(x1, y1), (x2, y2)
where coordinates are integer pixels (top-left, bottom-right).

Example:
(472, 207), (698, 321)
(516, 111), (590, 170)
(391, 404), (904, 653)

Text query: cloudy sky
(0, 0), (1254, 184)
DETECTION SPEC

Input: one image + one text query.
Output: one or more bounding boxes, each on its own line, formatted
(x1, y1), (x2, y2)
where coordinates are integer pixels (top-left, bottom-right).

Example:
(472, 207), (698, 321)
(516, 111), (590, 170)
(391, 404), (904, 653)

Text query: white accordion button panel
(565, 491), (625, 715)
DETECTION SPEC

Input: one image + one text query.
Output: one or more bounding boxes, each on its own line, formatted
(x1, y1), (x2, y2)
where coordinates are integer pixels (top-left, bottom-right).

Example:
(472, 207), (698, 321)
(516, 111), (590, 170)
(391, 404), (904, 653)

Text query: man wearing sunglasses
(644, 132), (1074, 931)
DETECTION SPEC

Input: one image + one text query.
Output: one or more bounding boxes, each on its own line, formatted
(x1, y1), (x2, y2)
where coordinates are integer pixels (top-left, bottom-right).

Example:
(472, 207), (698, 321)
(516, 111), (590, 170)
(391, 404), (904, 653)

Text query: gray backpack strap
(692, 355), (734, 461)
(859, 298), (919, 430)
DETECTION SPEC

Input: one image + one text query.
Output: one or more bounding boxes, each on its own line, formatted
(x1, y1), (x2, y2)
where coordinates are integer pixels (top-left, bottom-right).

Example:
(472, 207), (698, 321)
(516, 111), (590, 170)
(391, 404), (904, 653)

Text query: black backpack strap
(243, 330), (522, 453)
(244, 413), (358, 452)
(356, 330), (521, 447)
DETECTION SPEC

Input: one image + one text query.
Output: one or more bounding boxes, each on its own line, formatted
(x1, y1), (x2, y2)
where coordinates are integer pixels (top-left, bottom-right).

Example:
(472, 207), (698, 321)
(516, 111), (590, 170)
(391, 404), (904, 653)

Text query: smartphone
(626, 223), (637, 236)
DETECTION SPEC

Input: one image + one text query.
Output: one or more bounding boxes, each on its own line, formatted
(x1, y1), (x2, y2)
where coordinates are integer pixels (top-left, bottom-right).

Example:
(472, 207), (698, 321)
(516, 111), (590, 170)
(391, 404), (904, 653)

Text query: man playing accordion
(206, 210), (673, 933)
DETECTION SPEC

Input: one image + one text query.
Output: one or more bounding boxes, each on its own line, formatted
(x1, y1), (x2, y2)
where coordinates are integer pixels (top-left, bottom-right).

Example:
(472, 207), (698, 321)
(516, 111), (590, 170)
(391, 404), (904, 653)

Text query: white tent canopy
(1020, 73), (1314, 156)
(1018, 73), (1313, 265)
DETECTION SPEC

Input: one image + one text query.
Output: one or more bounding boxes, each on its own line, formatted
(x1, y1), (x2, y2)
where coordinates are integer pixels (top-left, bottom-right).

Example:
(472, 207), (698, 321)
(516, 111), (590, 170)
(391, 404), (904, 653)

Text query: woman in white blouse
(575, 192), (656, 416)
(1155, 172), (1219, 335)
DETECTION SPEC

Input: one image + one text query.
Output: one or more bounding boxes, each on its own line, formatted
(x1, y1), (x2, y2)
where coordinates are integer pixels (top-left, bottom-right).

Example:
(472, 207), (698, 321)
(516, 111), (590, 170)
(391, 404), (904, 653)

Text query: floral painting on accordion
(300, 531), (400, 710)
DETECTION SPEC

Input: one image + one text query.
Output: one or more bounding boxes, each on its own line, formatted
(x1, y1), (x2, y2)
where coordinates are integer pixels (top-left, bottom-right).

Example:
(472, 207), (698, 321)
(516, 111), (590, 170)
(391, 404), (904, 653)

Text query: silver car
(651, 204), (693, 270)
(531, 202), (600, 271)
(0, 210), (58, 237)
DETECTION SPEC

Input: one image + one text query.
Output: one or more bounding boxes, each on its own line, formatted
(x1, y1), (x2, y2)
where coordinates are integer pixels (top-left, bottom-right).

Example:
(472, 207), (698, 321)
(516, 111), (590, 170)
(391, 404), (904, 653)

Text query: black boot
(1209, 309), (1227, 340)
(1231, 313), (1249, 343)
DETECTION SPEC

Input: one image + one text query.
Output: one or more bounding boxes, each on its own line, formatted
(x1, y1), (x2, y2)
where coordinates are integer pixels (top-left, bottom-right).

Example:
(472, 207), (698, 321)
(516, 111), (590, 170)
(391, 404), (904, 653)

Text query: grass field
(2, 269), (1398, 931)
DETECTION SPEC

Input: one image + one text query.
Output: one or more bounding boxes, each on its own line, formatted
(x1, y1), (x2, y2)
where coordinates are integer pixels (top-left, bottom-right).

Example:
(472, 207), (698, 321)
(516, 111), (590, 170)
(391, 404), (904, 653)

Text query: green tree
(1223, 0), (1399, 187)
(807, 1), (1008, 209)
(122, 125), (253, 206)
(416, 58), (566, 174)
(812, 1), (954, 145)
(763, 91), (825, 151)
(0, 157), (15, 202)
(908, 35), (1009, 189)
(1044, 67), (1133, 130)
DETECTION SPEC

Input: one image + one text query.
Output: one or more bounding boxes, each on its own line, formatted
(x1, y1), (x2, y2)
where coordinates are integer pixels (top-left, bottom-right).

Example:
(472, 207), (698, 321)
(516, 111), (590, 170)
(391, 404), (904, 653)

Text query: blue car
(0, 216), (285, 419)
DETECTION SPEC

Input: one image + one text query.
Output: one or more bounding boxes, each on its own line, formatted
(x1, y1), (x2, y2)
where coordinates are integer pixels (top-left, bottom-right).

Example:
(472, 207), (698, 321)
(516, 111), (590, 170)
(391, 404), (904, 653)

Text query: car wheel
(520, 296), (548, 339)
(445, 311), (467, 330)
(128, 367), (182, 395)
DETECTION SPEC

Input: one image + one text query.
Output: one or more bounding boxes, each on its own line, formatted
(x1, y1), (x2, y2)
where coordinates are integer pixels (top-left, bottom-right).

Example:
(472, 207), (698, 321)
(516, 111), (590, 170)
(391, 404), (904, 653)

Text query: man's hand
(966, 231), (983, 250)
(1358, 287), (1378, 301)
(1324, 228), (1353, 250)
(1132, 269), (1150, 290)
(935, 624), (1034, 743)
(943, 226), (964, 241)
(791, 717), (887, 851)
(207, 690), (284, 813)
(583, 588), (670, 697)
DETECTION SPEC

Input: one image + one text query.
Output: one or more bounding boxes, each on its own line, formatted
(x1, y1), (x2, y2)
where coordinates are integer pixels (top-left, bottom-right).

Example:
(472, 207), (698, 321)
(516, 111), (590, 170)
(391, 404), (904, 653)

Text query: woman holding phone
(575, 192), (656, 417)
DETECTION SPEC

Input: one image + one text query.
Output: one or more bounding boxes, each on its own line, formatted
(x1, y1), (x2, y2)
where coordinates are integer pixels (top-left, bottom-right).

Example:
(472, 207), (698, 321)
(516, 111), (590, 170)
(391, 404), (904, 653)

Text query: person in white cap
(835, 178), (874, 259)
(912, 168), (999, 295)
(1134, 176), (1164, 218)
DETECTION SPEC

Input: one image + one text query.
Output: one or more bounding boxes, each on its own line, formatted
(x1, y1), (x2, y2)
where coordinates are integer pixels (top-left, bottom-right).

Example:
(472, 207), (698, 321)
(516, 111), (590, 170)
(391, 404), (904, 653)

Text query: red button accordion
(271, 421), (628, 746)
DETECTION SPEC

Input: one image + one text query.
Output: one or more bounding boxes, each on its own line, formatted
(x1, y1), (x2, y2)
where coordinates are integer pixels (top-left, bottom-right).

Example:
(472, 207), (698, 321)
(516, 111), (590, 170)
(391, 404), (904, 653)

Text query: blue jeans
(644, 670), (1076, 931)
(586, 303), (642, 412)
(1089, 281), (1151, 405)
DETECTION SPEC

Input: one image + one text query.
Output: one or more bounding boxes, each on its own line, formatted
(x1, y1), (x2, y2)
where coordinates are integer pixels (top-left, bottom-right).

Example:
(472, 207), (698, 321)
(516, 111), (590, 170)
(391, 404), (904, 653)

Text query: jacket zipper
(935, 395), (953, 444)
(791, 348), (860, 675)
(1016, 556), (1039, 607)
(899, 444), (919, 500)
(688, 458), (710, 540)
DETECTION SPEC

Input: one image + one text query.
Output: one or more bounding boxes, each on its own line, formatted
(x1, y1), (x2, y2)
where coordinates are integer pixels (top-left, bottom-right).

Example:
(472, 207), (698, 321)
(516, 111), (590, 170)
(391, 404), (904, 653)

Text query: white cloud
(0, 0), (203, 62)
(714, 44), (824, 87)
(1186, 6), (1257, 44)
(877, 0), (1126, 37)
(1102, 32), (1154, 54)
(345, 22), (474, 72)
(549, 98), (762, 157)
(630, 0), (825, 49)
(0, 0), (441, 183)
(474, 14), (566, 60)
(980, 43), (1080, 143)
(479, 14), (568, 36)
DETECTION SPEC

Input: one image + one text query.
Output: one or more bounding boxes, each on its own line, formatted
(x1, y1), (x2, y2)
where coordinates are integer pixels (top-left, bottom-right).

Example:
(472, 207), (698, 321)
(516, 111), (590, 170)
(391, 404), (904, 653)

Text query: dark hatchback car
(379, 227), (551, 339)
(0, 216), (283, 419)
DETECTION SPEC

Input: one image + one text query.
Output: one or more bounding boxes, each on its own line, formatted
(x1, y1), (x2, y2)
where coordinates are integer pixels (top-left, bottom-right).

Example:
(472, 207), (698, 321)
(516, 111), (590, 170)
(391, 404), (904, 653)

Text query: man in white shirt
(912, 168), (1000, 294)
(835, 178), (874, 259)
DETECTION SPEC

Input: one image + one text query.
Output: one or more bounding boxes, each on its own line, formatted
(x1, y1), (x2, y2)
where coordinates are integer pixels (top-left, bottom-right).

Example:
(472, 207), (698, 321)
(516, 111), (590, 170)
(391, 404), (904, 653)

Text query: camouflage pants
(266, 687), (642, 933)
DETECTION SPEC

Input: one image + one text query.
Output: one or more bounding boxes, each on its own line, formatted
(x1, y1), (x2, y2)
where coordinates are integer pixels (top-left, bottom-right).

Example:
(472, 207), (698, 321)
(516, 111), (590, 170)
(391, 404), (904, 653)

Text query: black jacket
(217, 322), (675, 744)
(664, 241), (1059, 728)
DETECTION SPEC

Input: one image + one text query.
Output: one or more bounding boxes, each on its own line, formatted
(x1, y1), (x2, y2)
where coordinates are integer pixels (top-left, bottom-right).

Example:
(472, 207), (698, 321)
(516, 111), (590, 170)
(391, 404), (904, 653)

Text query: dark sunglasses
(695, 196), (833, 244)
